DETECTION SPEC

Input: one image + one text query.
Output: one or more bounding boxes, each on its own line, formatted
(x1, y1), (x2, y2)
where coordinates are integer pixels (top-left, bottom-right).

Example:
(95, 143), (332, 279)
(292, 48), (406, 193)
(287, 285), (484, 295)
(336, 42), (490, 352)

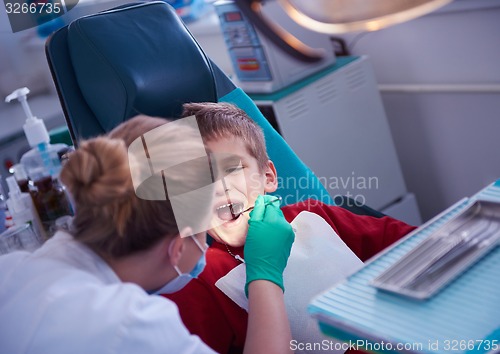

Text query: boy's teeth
(216, 202), (244, 221)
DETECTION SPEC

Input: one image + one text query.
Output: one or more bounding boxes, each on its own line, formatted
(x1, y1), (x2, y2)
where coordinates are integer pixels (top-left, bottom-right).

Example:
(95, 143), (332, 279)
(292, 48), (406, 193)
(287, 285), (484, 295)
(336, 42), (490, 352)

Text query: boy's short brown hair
(183, 102), (269, 172)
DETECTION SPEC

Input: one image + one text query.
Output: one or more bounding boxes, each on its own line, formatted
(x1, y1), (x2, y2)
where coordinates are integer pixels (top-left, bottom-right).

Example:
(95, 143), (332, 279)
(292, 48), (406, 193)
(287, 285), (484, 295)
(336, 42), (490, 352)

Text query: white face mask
(150, 235), (207, 295)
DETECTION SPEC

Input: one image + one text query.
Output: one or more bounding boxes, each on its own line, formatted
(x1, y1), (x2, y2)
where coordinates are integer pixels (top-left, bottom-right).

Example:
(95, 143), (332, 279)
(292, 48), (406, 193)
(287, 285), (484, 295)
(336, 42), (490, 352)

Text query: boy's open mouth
(216, 202), (245, 221)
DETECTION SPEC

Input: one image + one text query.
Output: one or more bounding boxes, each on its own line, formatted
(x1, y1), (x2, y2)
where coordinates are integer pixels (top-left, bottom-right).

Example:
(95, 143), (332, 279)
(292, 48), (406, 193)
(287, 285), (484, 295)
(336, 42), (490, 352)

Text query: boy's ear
(263, 160), (278, 193)
(167, 235), (185, 267)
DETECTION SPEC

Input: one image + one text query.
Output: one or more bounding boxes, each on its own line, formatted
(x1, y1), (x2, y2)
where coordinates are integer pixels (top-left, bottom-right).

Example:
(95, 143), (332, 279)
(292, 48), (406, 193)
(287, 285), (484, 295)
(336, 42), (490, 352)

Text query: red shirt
(165, 200), (416, 354)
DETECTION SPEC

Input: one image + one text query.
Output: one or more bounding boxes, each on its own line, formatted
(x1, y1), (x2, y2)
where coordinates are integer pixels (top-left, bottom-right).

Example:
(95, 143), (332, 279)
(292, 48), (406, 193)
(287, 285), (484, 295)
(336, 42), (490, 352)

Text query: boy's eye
(225, 166), (244, 174)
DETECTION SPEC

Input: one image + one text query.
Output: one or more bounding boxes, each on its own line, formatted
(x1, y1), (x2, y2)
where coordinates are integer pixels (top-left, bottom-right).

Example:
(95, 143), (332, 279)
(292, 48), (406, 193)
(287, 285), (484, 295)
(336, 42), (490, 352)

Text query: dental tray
(371, 200), (500, 300)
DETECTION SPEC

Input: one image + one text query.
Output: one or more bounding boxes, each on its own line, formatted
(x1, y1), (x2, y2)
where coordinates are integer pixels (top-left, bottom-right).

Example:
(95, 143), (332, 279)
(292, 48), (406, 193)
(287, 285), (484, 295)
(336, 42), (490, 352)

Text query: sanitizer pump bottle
(5, 87), (67, 180)
(5, 176), (45, 243)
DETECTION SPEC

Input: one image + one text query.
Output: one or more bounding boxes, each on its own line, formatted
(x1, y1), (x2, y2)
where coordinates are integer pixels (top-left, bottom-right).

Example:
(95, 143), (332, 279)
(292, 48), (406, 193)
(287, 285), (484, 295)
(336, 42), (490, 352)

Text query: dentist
(0, 115), (294, 354)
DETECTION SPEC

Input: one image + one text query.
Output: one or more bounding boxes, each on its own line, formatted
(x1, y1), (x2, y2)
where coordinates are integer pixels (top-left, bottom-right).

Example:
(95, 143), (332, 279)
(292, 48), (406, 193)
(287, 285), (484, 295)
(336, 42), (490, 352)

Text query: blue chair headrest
(67, 1), (217, 132)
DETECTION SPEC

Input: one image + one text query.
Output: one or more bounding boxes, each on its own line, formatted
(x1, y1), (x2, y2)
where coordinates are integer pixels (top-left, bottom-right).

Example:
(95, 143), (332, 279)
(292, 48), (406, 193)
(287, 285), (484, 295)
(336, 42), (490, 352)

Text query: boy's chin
(223, 235), (246, 248)
(209, 220), (249, 248)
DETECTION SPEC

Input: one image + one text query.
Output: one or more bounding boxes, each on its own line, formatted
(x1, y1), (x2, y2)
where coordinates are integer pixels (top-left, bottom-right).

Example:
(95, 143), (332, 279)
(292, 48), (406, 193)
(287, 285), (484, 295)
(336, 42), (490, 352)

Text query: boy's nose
(214, 179), (230, 196)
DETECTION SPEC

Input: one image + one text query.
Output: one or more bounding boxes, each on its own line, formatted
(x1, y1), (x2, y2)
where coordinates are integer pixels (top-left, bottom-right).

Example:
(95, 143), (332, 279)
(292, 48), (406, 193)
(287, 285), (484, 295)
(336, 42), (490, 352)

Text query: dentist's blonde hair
(60, 115), (210, 258)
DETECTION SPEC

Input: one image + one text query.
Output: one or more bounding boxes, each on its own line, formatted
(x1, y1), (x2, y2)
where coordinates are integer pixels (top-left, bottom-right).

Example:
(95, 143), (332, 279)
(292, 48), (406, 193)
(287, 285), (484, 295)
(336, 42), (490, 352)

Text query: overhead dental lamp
(233, 0), (453, 62)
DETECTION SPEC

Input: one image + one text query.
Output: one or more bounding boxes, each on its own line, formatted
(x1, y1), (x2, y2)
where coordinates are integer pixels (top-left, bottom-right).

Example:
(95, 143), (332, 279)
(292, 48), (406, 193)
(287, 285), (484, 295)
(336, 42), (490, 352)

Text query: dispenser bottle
(5, 87), (67, 180)
(11, 164), (31, 194)
(5, 176), (45, 242)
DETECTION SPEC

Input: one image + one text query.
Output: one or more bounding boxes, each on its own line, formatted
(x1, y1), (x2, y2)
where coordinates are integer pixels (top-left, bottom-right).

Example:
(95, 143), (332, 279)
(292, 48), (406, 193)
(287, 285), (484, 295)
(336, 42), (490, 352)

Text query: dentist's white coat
(0, 231), (215, 354)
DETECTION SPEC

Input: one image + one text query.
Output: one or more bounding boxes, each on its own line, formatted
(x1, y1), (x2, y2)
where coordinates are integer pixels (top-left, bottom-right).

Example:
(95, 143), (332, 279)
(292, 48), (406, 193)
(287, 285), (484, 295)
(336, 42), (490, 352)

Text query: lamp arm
(233, 0), (325, 63)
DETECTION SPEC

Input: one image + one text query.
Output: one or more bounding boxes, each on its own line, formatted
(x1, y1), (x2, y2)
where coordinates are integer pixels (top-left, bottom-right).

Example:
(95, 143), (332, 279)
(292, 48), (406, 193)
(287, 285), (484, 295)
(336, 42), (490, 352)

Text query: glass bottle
(33, 175), (72, 238)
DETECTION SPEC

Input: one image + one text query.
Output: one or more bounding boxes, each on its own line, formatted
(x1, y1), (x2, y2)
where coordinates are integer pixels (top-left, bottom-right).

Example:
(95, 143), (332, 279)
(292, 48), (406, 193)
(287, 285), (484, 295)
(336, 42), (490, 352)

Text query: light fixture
(234, 0), (453, 61)
(279, 0), (452, 33)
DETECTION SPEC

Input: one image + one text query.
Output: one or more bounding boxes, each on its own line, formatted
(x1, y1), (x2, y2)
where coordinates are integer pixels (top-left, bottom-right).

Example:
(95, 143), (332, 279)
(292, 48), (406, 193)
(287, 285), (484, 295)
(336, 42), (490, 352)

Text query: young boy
(165, 102), (416, 354)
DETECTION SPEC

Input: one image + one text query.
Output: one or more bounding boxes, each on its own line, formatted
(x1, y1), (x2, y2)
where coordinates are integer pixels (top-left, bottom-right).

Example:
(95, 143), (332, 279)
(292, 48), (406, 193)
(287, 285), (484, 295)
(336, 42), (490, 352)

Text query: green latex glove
(244, 195), (295, 296)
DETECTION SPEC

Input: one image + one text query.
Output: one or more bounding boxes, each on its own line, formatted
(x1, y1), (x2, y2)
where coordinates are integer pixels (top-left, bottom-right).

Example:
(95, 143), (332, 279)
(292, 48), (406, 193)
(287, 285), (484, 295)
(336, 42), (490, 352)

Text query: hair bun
(60, 137), (132, 206)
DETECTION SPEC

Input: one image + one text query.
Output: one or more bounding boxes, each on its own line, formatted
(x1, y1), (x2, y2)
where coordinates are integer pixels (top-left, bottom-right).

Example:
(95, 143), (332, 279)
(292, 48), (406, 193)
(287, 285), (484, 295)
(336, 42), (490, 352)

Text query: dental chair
(45, 1), (334, 206)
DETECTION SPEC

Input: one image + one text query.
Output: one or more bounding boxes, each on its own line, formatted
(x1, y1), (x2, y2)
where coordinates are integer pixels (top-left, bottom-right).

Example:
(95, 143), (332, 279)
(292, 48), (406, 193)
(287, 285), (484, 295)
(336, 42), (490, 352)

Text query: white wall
(339, 0), (500, 220)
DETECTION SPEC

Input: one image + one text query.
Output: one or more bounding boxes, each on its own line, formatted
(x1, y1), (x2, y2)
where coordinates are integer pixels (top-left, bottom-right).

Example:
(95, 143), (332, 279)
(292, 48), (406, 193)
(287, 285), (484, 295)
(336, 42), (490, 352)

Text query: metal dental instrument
(405, 219), (500, 290)
(230, 196), (282, 220)
(371, 200), (500, 300)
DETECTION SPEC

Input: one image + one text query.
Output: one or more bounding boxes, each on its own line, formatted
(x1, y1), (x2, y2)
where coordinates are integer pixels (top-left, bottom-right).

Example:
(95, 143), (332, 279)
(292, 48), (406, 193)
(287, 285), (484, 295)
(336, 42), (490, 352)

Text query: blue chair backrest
(45, 1), (333, 206)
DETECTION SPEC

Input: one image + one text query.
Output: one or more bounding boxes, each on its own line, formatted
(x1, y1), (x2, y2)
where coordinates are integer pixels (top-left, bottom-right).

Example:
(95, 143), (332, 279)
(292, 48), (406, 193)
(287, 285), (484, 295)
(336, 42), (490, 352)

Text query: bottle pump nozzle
(5, 87), (50, 148)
